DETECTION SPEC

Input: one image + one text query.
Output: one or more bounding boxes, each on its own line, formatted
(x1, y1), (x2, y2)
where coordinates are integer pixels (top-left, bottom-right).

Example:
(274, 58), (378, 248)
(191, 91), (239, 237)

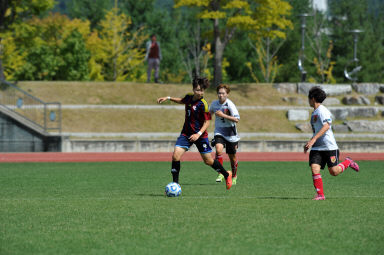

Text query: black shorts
(309, 149), (340, 169)
(212, 135), (238, 154)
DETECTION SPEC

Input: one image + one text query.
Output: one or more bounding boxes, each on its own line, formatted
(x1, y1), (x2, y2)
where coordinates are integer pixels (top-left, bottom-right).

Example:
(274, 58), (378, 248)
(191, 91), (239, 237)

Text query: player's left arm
(304, 122), (330, 153)
(157, 96), (183, 104)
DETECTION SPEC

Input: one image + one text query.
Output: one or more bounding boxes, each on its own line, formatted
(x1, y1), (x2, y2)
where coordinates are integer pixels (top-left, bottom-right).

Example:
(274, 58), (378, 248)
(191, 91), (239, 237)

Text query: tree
(246, 0), (293, 83)
(329, 0), (384, 82)
(57, 30), (90, 80)
(275, 0), (312, 83)
(175, 0), (292, 86)
(0, 0), (55, 80)
(90, 6), (146, 81)
(118, 0), (155, 29)
(304, 9), (336, 83)
(12, 13), (91, 81)
(67, 0), (112, 29)
(0, 33), (26, 81)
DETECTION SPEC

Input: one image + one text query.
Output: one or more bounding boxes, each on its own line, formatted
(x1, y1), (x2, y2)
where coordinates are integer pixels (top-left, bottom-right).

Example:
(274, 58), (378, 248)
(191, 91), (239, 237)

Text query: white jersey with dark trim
(310, 104), (338, 151)
(209, 99), (240, 143)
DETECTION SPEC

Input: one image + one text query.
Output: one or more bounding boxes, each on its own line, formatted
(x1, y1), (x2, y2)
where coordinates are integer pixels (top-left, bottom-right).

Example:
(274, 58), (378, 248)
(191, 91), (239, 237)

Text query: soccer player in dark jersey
(157, 77), (233, 190)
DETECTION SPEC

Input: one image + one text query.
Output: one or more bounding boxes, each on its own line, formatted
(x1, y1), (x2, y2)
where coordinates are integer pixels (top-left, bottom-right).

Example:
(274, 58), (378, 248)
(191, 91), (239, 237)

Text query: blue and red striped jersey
(180, 94), (211, 138)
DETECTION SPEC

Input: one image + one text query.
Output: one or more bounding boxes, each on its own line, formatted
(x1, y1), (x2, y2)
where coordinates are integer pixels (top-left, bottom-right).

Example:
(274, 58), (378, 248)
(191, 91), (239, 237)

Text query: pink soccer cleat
(346, 157), (360, 172)
(312, 194), (325, 200)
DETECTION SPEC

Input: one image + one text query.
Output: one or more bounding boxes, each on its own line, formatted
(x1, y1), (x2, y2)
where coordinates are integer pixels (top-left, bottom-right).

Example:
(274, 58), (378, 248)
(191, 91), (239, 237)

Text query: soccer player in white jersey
(209, 84), (240, 184)
(304, 86), (360, 200)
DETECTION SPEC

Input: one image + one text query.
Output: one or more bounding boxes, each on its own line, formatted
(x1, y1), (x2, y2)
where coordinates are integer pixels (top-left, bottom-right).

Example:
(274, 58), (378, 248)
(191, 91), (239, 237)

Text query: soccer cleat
(216, 173), (224, 183)
(346, 157), (360, 172)
(312, 194), (325, 200)
(226, 171), (233, 190)
(232, 176), (237, 185)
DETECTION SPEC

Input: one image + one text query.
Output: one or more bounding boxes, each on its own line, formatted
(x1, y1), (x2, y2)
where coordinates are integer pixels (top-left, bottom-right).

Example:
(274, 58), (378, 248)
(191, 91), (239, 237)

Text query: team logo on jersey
(193, 106), (197, 110)
(330, 156), (336, 163)
(313, 115), (318, 122)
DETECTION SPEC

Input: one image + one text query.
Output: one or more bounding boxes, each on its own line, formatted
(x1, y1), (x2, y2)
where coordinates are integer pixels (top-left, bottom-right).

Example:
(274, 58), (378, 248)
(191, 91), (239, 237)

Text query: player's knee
(204, 157), (213, 166)
(328, 167), (338, 176)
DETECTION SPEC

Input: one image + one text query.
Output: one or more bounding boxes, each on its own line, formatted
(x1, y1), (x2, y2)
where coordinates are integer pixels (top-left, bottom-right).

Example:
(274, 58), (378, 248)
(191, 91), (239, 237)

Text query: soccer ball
(165, 182), (182, 197)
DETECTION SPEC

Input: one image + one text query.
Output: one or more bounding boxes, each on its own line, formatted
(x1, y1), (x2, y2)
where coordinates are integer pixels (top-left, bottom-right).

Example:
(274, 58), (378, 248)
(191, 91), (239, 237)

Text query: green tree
(0, 0), (55, 80)
(91, 7), (146, 81)
(329, 0), (384, 82)
(246, 0), (293, 83)
(144, 6), (190, 83)
(13, 13), (91, 81)
(67, 0), (112, 29)
(175, 0), (292, 86)
(175, 0), (254, 86)
(275, 0), (312, 82)
(57, 30), (90, 80)
(118, 0), (155, 29)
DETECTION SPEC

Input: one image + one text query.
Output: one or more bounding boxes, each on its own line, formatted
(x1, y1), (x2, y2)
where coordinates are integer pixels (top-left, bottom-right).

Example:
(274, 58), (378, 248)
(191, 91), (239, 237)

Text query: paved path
(55, 132), (384, 139)
(58, 104), (384, 111)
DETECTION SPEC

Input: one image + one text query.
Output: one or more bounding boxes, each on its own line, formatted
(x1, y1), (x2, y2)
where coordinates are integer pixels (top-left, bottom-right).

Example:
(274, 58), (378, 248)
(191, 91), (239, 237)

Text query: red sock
(216, 154), (223, 166)
(312, 174), (324, 196)
(231, 160), (238, 177)
(338, 160), (351, 172)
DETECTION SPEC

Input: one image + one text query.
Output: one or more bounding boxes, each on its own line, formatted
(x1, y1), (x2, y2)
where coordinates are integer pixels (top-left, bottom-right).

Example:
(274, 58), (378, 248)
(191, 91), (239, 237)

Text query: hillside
(16, 81), (384, 136)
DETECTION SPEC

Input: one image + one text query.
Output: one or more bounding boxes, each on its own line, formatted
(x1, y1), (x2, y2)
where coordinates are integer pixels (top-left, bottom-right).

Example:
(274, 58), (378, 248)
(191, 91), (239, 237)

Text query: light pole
(298, 13), (311, 82)
(344, 29), (363, 82)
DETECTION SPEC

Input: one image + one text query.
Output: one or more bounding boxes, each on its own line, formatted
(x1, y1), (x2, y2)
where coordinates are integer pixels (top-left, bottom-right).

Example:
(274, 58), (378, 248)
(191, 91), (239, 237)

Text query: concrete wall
(0, 112), (61, 152)
(62, 138), (384, 153)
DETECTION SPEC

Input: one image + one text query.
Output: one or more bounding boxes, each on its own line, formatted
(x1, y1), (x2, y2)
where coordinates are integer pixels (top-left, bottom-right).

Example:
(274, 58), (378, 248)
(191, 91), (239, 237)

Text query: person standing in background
(145, 34), (162, 83)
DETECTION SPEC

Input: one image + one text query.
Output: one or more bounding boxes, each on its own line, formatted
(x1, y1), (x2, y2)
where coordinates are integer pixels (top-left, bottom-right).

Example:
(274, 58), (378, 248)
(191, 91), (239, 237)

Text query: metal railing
(0, 80), (61, 133)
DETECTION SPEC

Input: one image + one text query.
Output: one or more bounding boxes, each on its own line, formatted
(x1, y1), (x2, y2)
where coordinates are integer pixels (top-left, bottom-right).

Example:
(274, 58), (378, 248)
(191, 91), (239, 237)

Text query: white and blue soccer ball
(165, 182), (182, 197)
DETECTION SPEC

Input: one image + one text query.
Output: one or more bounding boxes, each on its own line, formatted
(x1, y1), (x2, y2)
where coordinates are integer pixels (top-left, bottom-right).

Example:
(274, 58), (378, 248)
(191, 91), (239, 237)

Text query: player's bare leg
(171, 147), (187, 183)
(201, 153), (232, 190)
(311, 164), (325, 200)
(329, 157), (360, 176)
(328, 165), (343, 176)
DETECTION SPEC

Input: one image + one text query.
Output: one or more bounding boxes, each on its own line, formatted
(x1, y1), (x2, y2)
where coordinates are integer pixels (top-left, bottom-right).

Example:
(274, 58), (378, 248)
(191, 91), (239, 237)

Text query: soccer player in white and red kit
(304, 86), (360, 200)
(209, 84), (240, 184)
(157, 77), (233, 190)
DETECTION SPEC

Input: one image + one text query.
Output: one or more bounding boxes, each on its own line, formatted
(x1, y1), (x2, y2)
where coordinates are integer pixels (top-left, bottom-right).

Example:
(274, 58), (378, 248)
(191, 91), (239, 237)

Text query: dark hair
(150, 34), (156, 38)
(308, 86), (327, 103)
(192, 77), (210, 90)
(217, 84), (230, 94)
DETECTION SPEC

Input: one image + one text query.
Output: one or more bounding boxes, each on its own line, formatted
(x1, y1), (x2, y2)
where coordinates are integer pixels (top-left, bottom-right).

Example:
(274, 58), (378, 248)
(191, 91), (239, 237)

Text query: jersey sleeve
(319, 108), (332, 125)
(201, 99), (212, 120)
(228, 101), (240, 120)
(181, 94), (191, 104)
(209, 101), (214, 113)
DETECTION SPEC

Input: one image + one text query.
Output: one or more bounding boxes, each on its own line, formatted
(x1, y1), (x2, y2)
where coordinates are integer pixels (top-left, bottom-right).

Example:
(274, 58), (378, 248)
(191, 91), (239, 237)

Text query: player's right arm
(157, 96), (183, 104)
(304, 122), (330, 153)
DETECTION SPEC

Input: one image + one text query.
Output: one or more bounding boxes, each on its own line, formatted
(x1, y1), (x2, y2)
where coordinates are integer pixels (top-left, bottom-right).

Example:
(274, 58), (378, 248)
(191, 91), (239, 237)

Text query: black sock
(211, 159), (229, 179)
(171, 161), (180, 183)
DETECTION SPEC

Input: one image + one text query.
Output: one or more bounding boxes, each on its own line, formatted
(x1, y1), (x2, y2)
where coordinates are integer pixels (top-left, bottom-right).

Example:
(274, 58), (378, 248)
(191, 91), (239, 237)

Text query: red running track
(0, 152), (383, 163)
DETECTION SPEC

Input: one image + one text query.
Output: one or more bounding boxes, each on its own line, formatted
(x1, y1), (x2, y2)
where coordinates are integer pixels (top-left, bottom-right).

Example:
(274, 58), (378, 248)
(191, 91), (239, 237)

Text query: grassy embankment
(17, 81), (383, 136)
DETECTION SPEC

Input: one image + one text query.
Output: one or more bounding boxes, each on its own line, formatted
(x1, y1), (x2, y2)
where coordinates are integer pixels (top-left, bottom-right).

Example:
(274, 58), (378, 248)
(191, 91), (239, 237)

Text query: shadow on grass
(257, 196), (308, 200)
(136, 193), (165, 197)
(180, 183), (217, 186)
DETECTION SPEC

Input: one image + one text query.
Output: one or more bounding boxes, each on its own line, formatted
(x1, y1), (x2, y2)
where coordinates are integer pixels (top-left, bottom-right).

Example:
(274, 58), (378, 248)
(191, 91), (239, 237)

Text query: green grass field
(1, 161), (383, 254)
